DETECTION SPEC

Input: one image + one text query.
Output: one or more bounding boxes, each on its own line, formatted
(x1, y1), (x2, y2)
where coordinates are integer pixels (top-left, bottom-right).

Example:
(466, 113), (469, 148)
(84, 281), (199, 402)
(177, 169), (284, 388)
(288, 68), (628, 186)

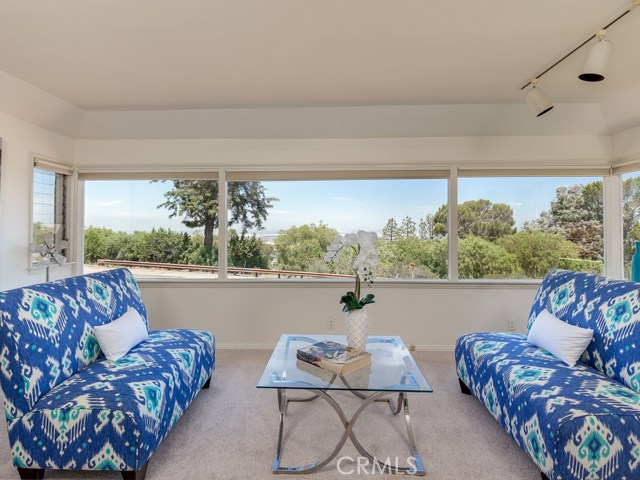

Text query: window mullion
(217, 169), (228, 281)
(448, 167), (459, 281)
(604, 174), (623, 279)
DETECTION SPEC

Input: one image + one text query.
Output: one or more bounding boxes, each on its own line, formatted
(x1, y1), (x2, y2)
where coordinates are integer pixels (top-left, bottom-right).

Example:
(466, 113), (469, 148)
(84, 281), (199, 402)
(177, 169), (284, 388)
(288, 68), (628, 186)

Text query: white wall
(139, 281), (539, 349)
(0, 70), (83, 138)
(74, 135), (612, 170)
(613, 125), (640, 164)
(0, 112), (75, 290)
(75, 103), (609, 139)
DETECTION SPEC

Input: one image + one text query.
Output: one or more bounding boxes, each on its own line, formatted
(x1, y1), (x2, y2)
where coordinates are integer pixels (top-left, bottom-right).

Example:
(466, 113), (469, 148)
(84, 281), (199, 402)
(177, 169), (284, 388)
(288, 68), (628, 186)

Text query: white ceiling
(0, 0), (638, 111)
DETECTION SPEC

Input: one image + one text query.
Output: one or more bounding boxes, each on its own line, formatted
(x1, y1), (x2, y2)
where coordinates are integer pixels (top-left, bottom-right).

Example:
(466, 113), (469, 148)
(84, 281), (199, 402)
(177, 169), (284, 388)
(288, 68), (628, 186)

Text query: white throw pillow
(94, 308), (148, 361)
(527, 309), (593, 367)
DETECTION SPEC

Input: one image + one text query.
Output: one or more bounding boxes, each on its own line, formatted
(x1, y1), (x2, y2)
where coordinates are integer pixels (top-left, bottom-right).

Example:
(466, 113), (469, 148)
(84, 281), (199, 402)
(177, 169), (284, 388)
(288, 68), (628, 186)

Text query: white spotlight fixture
(525, 79), (554, 117)
(579, 30), (613, 82)
(520, 1), (638, 115)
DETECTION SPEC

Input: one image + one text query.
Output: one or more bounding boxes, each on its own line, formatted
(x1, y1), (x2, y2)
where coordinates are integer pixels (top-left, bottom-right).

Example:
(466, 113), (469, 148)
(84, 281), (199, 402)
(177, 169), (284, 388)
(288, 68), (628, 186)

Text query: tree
(400, 216), (416, 239)
(458, 235), (518, 279)
(84, 227), (195, 265)
(497, 231), (581, 278)
(419, 214), (435, 240)
(430, 200), (515, 240)
(623, 177), (640, 266)
(382, 218), (399, 242)
(137, 228), (189, 264)
(525, 182), (603, 260)
(458, 200), (515, 241)
(377, 237), (447, 279)
(433, 205), (448, 238)
(157, 180), (276, 249)
(84, 226), (109, 263)
(274, 223), (339, 272)
(32, 222), (51, 246)
(228, 230), (271, 269)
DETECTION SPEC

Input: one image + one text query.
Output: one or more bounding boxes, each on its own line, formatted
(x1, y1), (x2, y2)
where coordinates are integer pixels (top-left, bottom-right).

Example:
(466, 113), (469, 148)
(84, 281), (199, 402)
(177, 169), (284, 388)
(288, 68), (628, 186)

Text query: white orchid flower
(325, 230), (379, 308)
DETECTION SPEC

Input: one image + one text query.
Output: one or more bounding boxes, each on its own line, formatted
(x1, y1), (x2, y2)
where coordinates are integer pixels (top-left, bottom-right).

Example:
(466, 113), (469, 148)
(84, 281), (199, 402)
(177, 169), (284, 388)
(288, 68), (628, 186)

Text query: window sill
(28, 262), (76, 275)
(136, 277), (541, 289)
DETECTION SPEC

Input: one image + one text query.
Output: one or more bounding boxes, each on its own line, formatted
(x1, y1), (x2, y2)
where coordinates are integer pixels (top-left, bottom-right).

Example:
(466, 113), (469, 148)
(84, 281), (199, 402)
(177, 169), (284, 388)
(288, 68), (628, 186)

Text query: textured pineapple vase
(345, 308), (368, 352)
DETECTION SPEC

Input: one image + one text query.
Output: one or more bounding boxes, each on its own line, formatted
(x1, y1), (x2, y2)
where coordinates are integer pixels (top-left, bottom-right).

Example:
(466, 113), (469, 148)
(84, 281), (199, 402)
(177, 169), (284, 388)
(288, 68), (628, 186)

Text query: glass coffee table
(257, 334), (433, 476)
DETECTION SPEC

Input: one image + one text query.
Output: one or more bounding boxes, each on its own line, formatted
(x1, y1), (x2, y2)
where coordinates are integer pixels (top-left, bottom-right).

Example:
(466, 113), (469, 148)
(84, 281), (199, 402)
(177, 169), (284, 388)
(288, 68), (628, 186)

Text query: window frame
(78, 169), (222, 281)
(77, 166), (621, 285)
(455, 170), (608, 281)
(30, 156), (76, 271)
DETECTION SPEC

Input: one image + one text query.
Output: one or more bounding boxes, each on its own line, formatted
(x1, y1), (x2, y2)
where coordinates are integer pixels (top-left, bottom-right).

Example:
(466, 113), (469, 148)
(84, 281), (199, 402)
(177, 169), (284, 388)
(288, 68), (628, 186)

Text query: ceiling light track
(520, 0), (639, 91)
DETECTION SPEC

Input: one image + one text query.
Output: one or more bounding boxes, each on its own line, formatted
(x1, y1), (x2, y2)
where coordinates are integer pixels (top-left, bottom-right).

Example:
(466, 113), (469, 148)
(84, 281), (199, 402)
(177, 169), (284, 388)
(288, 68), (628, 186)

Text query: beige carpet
(0, 350), (541, 479)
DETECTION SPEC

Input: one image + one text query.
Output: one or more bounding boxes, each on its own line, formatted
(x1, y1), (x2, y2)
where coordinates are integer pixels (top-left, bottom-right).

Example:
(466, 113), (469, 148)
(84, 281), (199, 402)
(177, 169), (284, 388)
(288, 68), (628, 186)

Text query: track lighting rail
(520, 0), (639, 90)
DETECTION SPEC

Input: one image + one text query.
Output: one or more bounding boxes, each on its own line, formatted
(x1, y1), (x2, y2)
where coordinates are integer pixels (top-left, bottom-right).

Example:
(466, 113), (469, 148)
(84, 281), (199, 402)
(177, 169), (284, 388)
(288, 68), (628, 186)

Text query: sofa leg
(121, 461), (149, 480)
(16, 468), (44, 480)
(541, 473), (550, 480)
(203, 375), (211, 389)
(458, 378), (472, 395)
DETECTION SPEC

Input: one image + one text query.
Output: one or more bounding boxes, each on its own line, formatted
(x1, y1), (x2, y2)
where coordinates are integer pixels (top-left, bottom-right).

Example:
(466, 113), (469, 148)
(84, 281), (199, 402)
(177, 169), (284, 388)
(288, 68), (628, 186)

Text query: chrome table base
(273, 388), (425, 476)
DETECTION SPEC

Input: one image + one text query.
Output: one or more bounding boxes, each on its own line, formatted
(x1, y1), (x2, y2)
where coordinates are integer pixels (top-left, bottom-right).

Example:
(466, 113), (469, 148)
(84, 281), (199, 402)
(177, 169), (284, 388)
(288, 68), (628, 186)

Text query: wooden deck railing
(96, 259), (354, 279)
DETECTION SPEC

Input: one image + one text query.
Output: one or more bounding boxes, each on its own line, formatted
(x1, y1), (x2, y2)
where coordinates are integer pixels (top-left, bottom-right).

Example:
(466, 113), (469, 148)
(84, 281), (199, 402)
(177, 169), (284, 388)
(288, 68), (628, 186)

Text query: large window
(226, 178), (448, 279)
(458, 177), (604, 279)
(81, 171), (619, 282)
(456, 176), (604, 279)
(31, 160), (71, 266)
(84, 179), (220, 279)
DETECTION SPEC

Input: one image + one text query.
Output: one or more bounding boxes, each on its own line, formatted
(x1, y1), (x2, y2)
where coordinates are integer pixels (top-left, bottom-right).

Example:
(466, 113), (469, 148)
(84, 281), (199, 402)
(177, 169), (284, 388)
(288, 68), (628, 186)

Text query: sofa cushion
(0, 268), (148, 419)
(456, 332), (640, 480)
(6, 329), (214, 471)
(94, 307), (149, 361)
(528, 269), (640, 393)
(527, 309), (593, 366)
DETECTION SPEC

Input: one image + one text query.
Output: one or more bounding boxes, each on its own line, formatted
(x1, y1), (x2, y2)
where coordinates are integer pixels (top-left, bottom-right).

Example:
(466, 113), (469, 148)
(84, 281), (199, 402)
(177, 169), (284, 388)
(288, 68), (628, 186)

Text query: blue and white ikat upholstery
(455, 269), (640, 480)
(0, 268), (215, 472)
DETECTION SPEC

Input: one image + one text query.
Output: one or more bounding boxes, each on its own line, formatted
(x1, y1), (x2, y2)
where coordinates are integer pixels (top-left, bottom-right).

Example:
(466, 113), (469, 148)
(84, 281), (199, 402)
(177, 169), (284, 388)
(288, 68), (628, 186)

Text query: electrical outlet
(507, 319), (516, 331)
(327, 317), (336, 330)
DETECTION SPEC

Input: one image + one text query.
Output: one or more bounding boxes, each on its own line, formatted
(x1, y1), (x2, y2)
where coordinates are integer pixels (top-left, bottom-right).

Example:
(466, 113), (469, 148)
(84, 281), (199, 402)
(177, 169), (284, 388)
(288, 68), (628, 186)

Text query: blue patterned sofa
(0, 268), (215, 480)
(455, 269), (640, 480)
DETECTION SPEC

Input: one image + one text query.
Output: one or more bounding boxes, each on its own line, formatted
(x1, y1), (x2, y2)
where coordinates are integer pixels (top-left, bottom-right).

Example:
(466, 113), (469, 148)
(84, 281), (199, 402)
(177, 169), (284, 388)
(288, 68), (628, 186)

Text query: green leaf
(361, 293), (375, 304)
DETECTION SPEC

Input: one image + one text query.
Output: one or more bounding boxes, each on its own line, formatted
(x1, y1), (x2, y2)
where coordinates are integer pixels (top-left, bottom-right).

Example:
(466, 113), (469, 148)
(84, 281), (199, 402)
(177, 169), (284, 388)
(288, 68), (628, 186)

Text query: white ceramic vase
(345, 308), (368, 352)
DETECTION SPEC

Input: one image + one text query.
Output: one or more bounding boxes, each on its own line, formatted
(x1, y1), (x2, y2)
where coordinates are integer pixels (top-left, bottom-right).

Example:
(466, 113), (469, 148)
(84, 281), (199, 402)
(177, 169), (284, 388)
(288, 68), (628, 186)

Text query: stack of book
(296, 340), (371, 376)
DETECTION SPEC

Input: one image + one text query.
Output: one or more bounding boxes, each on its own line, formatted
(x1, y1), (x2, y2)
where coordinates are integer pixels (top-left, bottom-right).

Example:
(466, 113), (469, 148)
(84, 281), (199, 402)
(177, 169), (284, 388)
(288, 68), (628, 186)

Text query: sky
(84, 176), (601, 236)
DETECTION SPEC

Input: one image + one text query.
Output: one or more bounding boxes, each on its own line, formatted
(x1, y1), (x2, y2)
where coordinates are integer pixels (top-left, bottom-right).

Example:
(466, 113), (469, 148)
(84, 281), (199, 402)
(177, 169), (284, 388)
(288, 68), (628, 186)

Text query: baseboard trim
(216, 342), (455, 351)
(216, 343), (275, 350)
(413, 345), (455, 352)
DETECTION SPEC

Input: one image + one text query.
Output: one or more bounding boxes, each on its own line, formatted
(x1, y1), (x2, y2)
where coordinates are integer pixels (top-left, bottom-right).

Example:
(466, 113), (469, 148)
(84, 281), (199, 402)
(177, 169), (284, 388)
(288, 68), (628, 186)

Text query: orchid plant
(325, 231), (379, 312)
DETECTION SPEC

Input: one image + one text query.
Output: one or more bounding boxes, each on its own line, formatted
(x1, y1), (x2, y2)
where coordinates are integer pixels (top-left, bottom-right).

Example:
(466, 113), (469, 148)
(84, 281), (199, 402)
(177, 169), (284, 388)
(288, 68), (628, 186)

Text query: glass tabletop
(257, 334), (433, 393)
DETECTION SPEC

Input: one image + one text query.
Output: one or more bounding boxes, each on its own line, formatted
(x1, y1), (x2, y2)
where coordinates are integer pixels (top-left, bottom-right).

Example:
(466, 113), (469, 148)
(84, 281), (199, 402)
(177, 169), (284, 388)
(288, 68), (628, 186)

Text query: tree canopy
(525, 182), (603, 261)
(382, 218), (399, 242)
(497, 231), (580, 278)
(432, 199), (515, 240)
(623, 176), (640, 265)
(274, 223), (339, 272)
(458, 236), (518, 279)
(400, 216), (416, 239)
(157, 180), (276, 248)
